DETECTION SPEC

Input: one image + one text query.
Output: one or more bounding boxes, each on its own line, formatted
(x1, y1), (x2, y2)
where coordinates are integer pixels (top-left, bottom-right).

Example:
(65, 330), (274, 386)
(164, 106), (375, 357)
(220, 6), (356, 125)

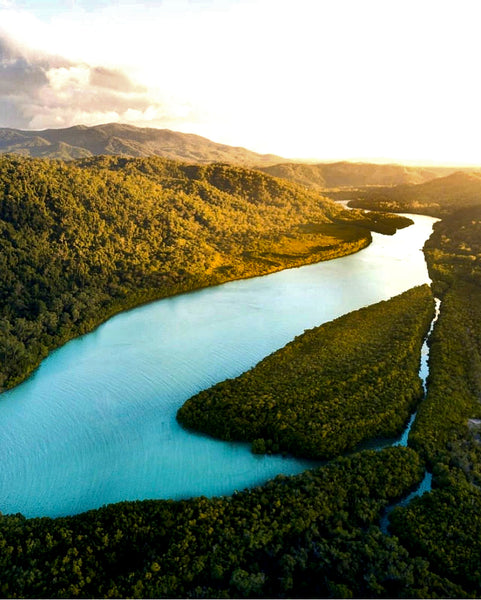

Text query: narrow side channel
(380, 297), (441, 532)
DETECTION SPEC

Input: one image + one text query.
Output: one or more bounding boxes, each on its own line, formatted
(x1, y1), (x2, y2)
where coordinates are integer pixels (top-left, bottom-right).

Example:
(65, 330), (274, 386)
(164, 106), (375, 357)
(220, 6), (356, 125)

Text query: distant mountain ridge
(0, 123), (477, 186)
(0, 123), (285, 165)
(349, 171), (481, 217)
(258, 161), (472, 189)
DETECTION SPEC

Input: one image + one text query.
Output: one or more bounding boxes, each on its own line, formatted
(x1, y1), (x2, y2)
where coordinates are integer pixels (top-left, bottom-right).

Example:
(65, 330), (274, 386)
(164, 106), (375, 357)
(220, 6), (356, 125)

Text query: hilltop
(0, 123), (285, 165)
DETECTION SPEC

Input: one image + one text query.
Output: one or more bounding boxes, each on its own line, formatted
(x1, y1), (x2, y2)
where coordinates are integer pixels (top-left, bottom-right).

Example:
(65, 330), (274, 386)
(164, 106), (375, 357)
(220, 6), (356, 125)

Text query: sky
(0, 0), (480, 164)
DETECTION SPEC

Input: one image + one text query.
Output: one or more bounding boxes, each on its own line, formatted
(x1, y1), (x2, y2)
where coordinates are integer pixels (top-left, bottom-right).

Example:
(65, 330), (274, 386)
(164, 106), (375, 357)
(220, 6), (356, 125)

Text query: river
(0, 214), (437, 518)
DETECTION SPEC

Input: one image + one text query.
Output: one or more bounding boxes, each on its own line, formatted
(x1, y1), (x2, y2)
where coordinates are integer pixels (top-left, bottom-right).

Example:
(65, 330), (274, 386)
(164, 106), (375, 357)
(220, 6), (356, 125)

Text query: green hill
(0, 154), (409, 391)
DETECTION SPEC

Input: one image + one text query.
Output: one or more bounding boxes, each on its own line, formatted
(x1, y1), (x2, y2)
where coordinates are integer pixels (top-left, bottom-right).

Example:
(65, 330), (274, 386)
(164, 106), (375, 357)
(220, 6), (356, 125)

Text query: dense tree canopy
(383, 203), (481, 597)
(0, 154), (410, 391)
(1, 447), (461, 599)
(2, 154), (480, 598)
(178, 286), (434, 459)
(390, 479), (481, 596)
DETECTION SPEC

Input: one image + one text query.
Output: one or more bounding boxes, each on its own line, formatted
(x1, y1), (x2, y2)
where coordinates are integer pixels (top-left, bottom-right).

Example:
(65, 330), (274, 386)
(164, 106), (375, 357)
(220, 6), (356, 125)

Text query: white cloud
(46, 65), (90, 90)
(0, 31), (190, 130)
(1, 0), (481, 163)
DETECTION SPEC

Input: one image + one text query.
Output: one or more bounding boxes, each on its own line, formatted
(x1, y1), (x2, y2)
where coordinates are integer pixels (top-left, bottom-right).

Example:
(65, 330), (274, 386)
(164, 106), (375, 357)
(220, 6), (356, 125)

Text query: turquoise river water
(0, 214), (437, 518)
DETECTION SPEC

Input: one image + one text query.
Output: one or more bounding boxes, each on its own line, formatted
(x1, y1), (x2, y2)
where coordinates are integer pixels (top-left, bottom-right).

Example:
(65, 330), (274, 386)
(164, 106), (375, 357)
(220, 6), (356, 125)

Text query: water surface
(0, 214), (437, 518)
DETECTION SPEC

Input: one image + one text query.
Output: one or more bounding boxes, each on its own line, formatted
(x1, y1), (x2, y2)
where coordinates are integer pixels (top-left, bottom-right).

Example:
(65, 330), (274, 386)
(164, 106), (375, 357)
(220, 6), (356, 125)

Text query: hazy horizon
(3, 120), (481, 168)
(1, 0), (480, 165)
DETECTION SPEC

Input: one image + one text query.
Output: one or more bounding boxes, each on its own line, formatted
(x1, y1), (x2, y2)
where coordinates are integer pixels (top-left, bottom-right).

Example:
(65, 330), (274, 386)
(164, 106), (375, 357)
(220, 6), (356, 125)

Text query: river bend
(0, 214), (437, 518)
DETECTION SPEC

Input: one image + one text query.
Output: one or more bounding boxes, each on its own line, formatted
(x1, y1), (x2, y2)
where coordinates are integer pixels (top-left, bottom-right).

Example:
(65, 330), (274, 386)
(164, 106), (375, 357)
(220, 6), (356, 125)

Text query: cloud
(89, 66), (147, 93)
(0, 55), (49, 98)
(0, 32), (176, 130)
(4, 0), (480, 164)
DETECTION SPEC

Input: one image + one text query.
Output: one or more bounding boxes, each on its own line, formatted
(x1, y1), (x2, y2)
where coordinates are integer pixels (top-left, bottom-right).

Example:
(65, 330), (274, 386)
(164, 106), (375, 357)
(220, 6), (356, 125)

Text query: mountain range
(0, 123), (475, 188)
(0, 123), (284, 165)
(257, 161), (465, 189)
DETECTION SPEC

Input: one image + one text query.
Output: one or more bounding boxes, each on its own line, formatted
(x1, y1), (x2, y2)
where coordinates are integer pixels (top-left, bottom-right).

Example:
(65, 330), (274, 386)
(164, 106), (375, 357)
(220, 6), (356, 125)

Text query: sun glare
(0, 0), (480, 165)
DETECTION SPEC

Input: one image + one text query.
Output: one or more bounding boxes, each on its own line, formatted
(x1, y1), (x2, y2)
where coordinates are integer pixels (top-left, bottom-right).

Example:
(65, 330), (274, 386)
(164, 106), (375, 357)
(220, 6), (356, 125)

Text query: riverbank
(0, 210), (462, 599)
(0, 154), (415, 394)
(0, 213), (437, 519)
(4, 223), (372, 392)
(177, 286), (434, 460)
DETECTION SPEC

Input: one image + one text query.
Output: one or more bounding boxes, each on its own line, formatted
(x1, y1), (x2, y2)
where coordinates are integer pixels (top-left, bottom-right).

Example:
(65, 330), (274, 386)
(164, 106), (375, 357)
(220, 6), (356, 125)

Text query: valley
(0, 134), (480, 597)
(0, 154), (411, 392)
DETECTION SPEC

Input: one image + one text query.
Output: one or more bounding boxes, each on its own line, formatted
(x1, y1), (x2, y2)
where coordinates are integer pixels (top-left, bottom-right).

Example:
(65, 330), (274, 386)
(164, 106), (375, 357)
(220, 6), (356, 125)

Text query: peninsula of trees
(177, 286), (434, 459)
(1, 149), (481, 597)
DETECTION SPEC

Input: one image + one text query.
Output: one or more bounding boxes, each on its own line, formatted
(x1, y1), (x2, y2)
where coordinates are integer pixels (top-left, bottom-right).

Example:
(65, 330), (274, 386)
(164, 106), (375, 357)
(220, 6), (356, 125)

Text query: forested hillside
(347, 171), (481, 217)
(178, 286), (434, 459)
(0, 154), (411, 390)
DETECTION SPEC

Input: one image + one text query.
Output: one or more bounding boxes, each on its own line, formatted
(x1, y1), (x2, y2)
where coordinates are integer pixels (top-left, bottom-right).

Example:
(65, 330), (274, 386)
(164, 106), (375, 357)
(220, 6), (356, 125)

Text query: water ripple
(0, 215), (438, 517)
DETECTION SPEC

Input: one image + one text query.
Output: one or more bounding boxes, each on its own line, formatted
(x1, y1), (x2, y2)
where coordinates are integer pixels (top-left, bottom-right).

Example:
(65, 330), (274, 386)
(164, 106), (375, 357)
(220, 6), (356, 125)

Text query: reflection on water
(0, 215), (437, 518)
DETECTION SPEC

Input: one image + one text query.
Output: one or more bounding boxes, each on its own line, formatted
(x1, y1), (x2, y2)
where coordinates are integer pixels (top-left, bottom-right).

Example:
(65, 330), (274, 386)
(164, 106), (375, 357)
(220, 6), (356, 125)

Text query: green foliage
(178, 286), (434, 459)
(0, 447), (440, 599)
(409, 208), (481, 484)
(0, 154), (406, 391)
(389, 481), (481, 595)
